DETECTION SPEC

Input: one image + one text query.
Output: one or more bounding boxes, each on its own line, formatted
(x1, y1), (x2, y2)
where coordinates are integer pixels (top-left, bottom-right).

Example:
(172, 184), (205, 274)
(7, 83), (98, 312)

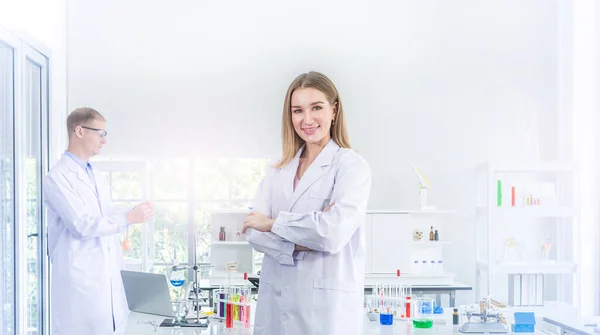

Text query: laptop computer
(121, 270), (173, 317)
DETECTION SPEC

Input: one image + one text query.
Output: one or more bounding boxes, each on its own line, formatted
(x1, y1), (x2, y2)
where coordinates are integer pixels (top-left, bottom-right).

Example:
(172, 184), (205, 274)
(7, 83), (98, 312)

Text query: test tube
(241, 287), (250, 328)
(226, 288), (233, 328)
(234, 287), (240, 321)
(245, 302), (251, 328)
(219, 291), (226, 318)
(240, 294), (246, 323)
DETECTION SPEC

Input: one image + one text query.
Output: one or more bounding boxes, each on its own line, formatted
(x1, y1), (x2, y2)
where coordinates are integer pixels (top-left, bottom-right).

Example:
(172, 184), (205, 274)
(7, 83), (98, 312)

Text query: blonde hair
(67, 107), (105, 136)
(276, 71), (350, 168)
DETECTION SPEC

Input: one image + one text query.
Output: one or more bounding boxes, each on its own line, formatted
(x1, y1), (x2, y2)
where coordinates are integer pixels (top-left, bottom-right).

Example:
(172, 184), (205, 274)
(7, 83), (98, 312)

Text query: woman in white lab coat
(242, 71), (372, 335)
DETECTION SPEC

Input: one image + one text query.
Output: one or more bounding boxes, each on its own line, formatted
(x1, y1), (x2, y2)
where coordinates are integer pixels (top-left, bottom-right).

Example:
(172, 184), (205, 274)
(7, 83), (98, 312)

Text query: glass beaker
(169, 267), (186, 300)
(172, 299), (190, 323)
(412, 295), (434, 329)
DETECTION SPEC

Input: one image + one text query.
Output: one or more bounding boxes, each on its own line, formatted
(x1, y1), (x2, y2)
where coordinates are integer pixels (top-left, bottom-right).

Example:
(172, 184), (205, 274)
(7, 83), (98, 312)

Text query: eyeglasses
(80, 126), (107, 138)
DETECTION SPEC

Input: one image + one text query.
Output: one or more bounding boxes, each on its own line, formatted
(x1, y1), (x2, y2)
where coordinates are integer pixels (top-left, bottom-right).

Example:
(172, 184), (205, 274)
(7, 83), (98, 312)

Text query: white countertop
(116, 310), (549, 334)
(543, 315), (600, 335)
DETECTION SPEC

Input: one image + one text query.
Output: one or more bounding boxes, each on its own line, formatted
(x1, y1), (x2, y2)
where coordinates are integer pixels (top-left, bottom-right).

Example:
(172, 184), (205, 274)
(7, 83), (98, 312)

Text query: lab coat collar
(61, 153), (97, 194)
(285, 139), (339, 211)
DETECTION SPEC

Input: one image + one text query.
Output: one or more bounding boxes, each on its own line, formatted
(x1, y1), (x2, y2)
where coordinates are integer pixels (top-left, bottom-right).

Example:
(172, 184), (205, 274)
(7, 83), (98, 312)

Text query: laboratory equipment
(412, 294), (434, 329)
(160, 232), (214, 328)
(121, 229), (132, 252)
(369, 282), (412, 321)
(413, 319), (433, 328)
(511, 312), (535, 333)
(172, 300), (190, 323)
(459, 298), (508, 333)
(219, 227), (227, 241)
(540, 233), (553, 262)
(211, 272), (254, 329)
(380, 310), (393, 325)
(412, 260), (420, 274)
(437, 260), (444, 274)
(412, 166), (432, 209)
(169, 264), (185, 288)
(453, 308), (459, 325)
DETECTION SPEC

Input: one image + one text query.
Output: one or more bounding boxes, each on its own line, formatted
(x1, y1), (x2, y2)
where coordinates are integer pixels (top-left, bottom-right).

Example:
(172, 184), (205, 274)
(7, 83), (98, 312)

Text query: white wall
(67, 0), (565, 305)
(0, 0), (68, 163)
(572, 0), (599, 316)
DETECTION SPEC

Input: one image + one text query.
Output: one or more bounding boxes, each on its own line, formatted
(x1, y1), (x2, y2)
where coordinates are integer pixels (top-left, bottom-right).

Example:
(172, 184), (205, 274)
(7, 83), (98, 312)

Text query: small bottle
(429, 226), (434, 241)
(420, 186), (428, 208)
(412, 260), (420, 274)
(453, 308), (459, 325)
(219, 227), (226, 241)
(434, 230), (439, 241)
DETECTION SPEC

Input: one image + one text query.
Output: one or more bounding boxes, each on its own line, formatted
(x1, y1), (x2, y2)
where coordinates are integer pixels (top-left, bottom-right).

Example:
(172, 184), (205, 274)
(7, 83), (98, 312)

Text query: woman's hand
(242, 211), (275, 234)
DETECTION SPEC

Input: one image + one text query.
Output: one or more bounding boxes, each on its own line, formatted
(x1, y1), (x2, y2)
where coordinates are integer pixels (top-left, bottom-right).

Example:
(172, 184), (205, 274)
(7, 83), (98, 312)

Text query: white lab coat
(246, 139), (372, 335)
(43, 154), (130, 335)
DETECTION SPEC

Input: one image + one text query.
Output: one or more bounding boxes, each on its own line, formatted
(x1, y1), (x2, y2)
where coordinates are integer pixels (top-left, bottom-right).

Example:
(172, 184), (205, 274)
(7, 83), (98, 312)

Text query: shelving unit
(365, 209), (457, 286)
(475, 161), (578, 317)
(209, 210), (257, 285)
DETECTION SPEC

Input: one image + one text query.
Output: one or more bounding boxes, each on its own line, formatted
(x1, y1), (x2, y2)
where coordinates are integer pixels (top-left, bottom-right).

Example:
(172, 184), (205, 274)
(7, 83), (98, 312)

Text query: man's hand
(242, 211), (275, 234)
(126, 201), (154, 224)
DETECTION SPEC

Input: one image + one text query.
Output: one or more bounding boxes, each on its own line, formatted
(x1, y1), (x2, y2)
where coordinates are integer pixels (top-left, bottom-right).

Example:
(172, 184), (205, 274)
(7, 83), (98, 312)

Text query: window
(0, 28), (50, 335)
(94, 157), (270, 279)
(0, 39), (16, 335)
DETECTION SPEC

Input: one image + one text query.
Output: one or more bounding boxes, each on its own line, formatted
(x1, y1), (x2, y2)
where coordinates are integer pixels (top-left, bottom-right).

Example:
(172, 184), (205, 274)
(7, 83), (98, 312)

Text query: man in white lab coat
(43, 107), (153, 335)
(242, 72), (372, 335)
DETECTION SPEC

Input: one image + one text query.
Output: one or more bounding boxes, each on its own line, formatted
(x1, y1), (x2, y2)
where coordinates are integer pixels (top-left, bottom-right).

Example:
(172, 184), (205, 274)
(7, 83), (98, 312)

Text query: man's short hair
(67, 107), (105, 136)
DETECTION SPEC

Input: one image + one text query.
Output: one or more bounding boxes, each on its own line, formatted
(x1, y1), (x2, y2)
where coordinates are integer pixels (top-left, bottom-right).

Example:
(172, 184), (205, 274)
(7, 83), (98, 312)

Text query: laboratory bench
(364, 281), (472, 307)
(201, 279), (472, 308)
(115, 309), (550, 334)
(542, 315), (600, 335)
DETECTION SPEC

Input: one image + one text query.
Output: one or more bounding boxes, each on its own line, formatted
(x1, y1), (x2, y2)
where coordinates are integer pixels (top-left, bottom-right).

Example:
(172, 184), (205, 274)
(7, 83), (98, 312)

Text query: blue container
(380, 313), (393, 325)
(511, 312), (536, 333)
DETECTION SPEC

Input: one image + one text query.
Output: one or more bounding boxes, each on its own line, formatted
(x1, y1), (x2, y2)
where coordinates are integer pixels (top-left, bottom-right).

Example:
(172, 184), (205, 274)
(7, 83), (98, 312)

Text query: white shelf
(475, 160), (577, 310)
(476, 206), (576, 218)
(479, 161), (575, 173)
(501, 301), (578, 317)
(364, 272), (455, 286)
(477, 261), (577, 274)
(368, 209), (455, 215)
(211, 241), (250, 246)
(411, 241), (453, 247)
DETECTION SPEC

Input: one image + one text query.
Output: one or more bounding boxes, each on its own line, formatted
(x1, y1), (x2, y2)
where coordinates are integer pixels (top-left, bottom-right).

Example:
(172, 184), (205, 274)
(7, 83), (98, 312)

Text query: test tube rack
(370, 284), (414, 320)
(212, 286), (253, 329)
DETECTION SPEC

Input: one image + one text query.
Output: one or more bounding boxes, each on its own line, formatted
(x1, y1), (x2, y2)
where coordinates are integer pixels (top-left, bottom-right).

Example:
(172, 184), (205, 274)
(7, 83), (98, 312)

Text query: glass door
(0, 35), (16, 335)
(19, 44), (49, 335)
